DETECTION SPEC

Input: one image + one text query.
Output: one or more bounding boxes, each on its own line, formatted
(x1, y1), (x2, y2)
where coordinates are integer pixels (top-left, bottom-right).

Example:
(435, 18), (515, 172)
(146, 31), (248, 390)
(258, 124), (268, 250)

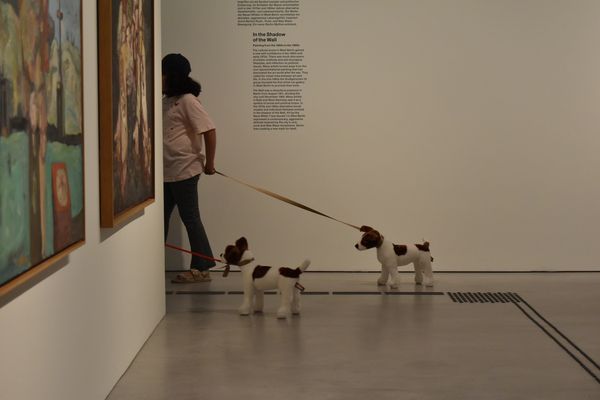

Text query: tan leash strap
(216, 171), (360, 231)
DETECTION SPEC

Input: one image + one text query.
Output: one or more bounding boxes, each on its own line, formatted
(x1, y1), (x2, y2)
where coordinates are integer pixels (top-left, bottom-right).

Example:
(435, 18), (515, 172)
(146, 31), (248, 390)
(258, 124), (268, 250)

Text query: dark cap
(162, 53), (191, 77)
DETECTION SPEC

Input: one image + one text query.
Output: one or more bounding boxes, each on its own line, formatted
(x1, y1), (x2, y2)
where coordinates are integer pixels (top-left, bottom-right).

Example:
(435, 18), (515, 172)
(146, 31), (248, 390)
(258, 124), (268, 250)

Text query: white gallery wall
(163, 0), (600, 271)
(0, 2), (165, 400)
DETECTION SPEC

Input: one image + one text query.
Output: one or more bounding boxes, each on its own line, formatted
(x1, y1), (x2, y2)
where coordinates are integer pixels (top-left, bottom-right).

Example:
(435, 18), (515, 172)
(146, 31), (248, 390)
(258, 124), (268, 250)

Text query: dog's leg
(420, 258), (434, 287)
(254, 290), (264, 313)
(387, 265), (399, 288)
(239, 284), (254, 315)
(414, 262), (424, 285)
(291, 285), (301, 315)
(277, 280), (294, 319)
(377, 265), (389, 286)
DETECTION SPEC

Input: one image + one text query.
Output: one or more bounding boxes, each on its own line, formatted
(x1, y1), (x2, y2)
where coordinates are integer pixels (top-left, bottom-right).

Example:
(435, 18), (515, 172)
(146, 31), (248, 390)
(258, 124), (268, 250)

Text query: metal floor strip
(445, 291), (600, 385)
(512, 300), (600, 385)
(166, 291), (443, 296)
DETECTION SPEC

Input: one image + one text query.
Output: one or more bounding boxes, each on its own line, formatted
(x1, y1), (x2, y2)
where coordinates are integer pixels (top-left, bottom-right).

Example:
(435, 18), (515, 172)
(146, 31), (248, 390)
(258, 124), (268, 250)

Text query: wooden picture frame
(98, 0), (155, 228)
(0, 0), (85, 299)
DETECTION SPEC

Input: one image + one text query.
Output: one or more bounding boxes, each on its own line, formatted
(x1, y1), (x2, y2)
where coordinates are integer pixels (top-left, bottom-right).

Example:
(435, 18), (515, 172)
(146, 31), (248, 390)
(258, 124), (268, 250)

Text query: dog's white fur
(223, 238), (310, 318)
(355, 226), (434, 288)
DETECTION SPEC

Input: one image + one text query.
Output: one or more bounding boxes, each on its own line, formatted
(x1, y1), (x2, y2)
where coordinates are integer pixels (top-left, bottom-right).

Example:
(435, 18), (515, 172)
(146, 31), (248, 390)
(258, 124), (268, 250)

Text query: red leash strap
(165, 243), (225, 265)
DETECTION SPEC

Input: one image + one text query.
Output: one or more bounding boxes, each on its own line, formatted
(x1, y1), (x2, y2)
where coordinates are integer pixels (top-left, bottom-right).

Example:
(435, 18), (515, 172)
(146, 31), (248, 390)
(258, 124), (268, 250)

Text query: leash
(166, 170), (360, 280)
(165, 244), (310, 285)
(165, 243), (253, 277)
(165, 243), (225, 265)
(165, 243), (230, 276)
(215, 170), (361, 231)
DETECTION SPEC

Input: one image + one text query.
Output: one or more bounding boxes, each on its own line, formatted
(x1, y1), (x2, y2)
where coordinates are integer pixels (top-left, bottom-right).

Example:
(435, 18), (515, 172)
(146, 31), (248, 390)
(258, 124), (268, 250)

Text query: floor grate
(447, 292), (522, 303)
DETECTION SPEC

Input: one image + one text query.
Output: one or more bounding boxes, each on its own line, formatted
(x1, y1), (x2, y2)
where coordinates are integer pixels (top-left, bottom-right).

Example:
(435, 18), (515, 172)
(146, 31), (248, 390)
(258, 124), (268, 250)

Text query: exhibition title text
(253, 32), (286, 42)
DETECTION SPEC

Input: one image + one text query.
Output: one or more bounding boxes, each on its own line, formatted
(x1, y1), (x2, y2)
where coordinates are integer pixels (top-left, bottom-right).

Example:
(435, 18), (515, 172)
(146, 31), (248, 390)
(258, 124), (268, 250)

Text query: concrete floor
(107, 272), (600, 399)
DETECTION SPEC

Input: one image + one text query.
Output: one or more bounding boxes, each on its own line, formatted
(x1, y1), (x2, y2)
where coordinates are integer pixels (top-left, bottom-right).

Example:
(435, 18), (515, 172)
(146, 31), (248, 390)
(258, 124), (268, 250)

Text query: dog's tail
(298, 259), (311, 272)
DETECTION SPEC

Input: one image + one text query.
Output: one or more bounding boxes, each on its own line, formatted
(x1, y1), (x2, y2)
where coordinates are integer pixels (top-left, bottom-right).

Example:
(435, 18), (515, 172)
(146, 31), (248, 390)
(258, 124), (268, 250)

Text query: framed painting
(98, 0), (155, 228)
(0, 0), (85, 298)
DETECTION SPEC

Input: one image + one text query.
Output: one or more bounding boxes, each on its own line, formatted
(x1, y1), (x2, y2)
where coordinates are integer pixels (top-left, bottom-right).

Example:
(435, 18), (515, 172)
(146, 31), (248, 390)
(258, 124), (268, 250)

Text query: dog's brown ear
(224, 245), (242, 265)
(235, 237), (248, 252)
(360, 225), (374, 233)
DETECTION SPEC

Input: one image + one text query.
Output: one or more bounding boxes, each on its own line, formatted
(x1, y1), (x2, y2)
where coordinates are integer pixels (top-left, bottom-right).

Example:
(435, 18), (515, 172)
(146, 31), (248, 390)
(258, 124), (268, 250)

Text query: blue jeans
(164, 174), (216, 271)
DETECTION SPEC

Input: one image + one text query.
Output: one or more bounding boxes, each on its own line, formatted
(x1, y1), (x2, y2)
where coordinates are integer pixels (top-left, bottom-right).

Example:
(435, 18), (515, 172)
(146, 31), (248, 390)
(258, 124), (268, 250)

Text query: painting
(98, 0), (155, 228)
(0, 0), (84, 297)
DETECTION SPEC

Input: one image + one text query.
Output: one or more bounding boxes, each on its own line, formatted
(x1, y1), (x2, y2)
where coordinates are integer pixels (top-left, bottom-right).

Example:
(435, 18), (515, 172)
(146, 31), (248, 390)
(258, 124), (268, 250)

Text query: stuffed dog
(222, 237), (311, 318)
(355, 226), (434, 288)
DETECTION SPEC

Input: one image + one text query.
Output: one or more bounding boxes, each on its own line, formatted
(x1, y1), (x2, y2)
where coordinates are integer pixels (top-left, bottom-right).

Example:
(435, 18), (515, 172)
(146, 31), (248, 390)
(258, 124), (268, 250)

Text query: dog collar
(238, 258), (255, 266)
(222, 258), (255, 278)
(225, 257), (255, 269)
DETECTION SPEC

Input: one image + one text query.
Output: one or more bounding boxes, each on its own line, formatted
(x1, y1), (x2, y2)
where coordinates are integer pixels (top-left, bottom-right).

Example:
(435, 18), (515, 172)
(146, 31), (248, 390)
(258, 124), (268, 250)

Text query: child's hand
(204, 162), (216, 175)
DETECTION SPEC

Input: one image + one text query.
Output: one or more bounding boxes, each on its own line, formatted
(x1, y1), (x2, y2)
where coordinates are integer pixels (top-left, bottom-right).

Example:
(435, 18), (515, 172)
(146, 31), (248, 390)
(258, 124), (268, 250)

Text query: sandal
(171, 269), (212, 283)
(197, 270), (212, 282)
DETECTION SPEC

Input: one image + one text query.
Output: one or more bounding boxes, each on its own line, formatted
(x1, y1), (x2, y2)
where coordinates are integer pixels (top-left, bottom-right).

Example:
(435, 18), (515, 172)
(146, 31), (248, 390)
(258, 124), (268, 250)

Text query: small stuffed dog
(355, 226), (434, 288)
(222, 237), (311, 318)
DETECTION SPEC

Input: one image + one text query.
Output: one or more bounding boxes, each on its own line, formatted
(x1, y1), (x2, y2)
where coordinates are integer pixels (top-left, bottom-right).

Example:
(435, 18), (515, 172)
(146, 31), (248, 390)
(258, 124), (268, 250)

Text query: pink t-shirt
(163, 94), (215, 182)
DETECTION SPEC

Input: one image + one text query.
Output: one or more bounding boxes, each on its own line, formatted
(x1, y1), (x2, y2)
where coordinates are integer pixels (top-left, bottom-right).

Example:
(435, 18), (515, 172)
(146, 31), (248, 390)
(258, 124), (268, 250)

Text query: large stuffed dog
(223, 237), (311, 318)
(355, 226), (434, 288)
